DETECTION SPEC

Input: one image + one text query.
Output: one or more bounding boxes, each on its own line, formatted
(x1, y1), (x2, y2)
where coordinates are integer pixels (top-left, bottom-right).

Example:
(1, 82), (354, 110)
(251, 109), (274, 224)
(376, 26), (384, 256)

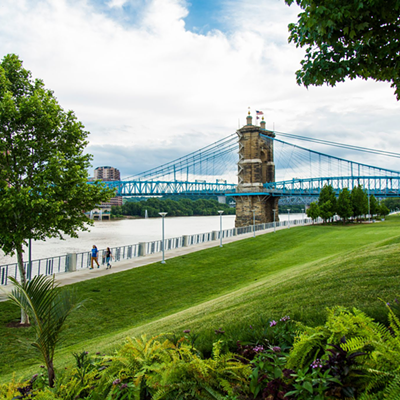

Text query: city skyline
(1, 0), (399, 178)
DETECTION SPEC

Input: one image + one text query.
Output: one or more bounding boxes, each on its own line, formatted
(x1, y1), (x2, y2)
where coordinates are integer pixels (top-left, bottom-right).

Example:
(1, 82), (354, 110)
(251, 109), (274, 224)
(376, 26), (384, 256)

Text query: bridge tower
(233, 112), (279, 228)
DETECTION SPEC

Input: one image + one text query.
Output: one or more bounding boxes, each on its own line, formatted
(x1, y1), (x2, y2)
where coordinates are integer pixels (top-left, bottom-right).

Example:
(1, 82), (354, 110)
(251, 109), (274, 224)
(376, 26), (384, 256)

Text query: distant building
(94, 166), (121, 181)
(94, 166), (122, 209)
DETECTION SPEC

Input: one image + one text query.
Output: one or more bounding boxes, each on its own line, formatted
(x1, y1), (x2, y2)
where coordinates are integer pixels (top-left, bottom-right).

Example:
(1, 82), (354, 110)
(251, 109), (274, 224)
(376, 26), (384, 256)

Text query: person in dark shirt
(105, 247), (113, 269)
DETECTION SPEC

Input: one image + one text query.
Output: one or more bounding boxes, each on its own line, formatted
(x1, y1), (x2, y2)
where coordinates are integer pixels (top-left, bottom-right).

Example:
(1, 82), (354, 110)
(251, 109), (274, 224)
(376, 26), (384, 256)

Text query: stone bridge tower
(233, 112), (279, 228)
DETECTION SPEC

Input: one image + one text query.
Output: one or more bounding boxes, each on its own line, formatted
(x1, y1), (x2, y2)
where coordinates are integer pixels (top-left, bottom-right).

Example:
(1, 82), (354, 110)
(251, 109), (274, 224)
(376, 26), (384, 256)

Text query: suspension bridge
(93, 124), (400, 203)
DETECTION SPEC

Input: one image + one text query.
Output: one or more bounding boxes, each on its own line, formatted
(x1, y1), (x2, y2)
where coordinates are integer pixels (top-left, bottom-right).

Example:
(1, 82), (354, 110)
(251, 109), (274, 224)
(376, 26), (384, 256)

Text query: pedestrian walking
(105, 247), (113, 269)
(90, 245), (100, 269)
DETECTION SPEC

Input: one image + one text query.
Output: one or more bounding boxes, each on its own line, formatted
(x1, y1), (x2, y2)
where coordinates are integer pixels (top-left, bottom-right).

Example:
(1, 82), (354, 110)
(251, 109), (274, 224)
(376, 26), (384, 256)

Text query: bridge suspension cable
(123, 133), (238, 183)
(274, 131), (400, 159)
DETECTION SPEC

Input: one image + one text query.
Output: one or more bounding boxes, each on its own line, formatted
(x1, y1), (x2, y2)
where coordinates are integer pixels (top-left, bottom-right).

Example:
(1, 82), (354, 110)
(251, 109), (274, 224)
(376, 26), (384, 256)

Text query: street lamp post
(288, 208), (291, 228)
(28, 238), (32, 281)
(303, 208), (305, 225)
(159, 212), (167, 264)
(273, 209), (276, 233)
(252, 209), (256, 238)
(218, 210), (224, 247)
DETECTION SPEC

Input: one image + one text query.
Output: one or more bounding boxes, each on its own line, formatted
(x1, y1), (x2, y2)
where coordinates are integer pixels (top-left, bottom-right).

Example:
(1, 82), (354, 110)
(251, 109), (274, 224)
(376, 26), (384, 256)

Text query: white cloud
(107, 0), (128, 8)
(0, 0), (399, 179)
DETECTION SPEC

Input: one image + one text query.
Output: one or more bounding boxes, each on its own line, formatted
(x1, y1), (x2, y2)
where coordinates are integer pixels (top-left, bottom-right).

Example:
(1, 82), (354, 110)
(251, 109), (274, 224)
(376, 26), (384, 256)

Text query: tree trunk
(47, 359), (55, 388)
(16, 243), (29, 324)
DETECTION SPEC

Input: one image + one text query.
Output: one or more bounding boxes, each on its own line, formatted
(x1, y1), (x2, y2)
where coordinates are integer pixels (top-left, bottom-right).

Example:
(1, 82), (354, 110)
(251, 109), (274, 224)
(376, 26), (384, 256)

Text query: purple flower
(249, 325), (253, 329)
(280, 315), (290, 322)
(40, 365), (45, 368)
(270, 320), (277, 327)
(183, 329), (191, 334)
(395, 298), (399, 304)
(272, 346), (281, 353)
(120, 383), (128, 389)
(96, 352), (101, 355)
(311, 359), (323, 369)
(113, 379), (121, 385)
(387, 302), (390, 306)
(215, 328), (225, 335)
(253, 345), (264, 353)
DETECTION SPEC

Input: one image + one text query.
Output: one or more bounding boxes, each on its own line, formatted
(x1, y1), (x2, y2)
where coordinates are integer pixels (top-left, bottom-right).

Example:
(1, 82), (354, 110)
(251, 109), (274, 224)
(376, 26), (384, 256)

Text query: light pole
(287, 208), (290, 228)
(303, 208), (305, 225)
(159, 212), (167, 264)
(218, 210), (224, 247)
(273, 209), (276, 233)
(252, 209), (256, 238)
(28, 238), (32, 281)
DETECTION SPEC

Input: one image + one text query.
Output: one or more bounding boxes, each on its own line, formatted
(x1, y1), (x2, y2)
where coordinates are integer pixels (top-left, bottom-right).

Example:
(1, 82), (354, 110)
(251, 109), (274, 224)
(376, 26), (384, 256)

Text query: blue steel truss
(94, 179), (237, 197)
(263, 176), (400, 198)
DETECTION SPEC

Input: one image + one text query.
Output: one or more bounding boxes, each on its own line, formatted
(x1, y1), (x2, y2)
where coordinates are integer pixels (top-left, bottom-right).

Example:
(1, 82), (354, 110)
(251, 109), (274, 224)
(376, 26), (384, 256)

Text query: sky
(1, 0), (399, 179)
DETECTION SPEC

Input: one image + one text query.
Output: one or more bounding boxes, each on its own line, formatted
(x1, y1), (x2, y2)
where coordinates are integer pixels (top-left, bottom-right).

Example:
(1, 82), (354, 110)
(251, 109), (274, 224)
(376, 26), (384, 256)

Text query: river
(0, 213), (303, 265)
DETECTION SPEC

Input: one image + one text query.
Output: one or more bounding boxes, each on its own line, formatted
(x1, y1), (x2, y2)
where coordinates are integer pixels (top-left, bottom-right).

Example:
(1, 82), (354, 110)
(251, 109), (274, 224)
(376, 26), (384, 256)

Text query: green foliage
(382, 197), (400, 212)
(0, 53), (113, 284)
(87, 334), (251, 400)
(248, 347), (292, 398)
(286, 307), (376, 370)
(7, 275), (83, 387)
(342, 304), (400, 399)
(378, 202), (390, 217)
(369, 195), (379, 216)
(111, 198), (234, 218)
(285, 366), (340, 400)
(351, 185), (368, 219)
(306, 201), (319, 222)
(318, 185), (336, 222)
(337, 187), (353, 223)
(285, 0), (400, 99)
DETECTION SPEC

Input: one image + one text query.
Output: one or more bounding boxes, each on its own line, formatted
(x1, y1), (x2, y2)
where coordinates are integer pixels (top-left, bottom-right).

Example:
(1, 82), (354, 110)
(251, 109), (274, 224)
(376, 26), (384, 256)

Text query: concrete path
(0, 224), (295, 302)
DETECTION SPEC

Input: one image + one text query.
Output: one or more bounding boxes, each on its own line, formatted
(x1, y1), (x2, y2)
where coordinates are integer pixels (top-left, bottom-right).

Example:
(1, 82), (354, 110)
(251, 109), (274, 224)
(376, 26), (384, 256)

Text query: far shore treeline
(110, 194), (400, 219)
(111, 197), (235, 218)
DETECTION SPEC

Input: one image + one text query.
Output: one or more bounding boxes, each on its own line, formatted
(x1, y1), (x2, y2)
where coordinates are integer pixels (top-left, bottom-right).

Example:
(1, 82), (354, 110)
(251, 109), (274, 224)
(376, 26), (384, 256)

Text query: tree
(318, 185), (337, 222)
(378, 202), (390, 217)
(337, 188), (353, 223)
(285, 0), (400, 100)
(306, 201), (320, 223)
(0, 54), (113, 310)
(369, 194), (379, 216)
(8, 275), (82, 387)
(351, 185), (368, 220)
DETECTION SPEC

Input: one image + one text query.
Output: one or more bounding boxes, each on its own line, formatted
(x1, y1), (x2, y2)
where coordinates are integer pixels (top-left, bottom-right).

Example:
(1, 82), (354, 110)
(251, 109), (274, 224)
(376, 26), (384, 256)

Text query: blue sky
(85, 0), (227, 32)
(183, 0), (226, 33)
(1, 0), (399, 178)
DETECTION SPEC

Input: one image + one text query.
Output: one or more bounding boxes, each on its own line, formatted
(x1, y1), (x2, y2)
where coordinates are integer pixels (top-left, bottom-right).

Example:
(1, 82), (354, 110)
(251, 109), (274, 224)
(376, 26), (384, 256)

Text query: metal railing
(0, 218), (313, 285)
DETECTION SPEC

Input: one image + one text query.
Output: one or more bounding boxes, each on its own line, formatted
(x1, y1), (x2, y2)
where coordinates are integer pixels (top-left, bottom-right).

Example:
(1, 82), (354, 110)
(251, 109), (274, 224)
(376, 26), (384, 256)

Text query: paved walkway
(0, 224), (296, 302)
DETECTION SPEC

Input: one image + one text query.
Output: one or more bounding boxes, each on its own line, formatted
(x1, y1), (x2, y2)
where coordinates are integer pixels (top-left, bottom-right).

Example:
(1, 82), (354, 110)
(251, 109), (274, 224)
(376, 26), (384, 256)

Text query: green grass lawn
(1, 216), (400, 383)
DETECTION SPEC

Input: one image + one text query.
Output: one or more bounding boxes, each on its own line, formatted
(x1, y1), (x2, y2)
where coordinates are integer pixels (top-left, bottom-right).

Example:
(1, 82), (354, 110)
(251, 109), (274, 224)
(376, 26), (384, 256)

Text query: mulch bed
(6, 320), (31, 328)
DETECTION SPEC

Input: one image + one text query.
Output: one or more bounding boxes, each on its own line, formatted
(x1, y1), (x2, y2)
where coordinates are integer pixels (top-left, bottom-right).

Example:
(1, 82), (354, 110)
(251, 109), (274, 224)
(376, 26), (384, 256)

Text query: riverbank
(0, 221), (289, 301)
(1, 215), (400, 381)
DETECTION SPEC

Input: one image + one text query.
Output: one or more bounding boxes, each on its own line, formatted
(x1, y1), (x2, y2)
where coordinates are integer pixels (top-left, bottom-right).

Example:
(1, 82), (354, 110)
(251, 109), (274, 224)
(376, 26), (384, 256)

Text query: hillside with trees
(111, 198), (235, 218)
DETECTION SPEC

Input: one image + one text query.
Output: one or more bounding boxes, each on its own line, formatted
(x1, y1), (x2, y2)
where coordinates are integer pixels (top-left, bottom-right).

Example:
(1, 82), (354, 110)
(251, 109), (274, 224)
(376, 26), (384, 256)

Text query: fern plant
(344, 304), (400, 399)
(287, 306), (379, 370)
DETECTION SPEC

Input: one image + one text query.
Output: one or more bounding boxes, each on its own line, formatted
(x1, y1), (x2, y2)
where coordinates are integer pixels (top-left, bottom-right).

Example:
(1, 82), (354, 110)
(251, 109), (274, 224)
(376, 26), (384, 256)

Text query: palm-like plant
(8, 275), (82, 387)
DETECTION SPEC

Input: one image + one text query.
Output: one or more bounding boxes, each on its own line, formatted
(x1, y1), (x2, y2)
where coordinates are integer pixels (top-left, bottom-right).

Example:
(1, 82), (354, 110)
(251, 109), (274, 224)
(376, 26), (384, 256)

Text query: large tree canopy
(0, 54), (113, 288)
(285, 0), (400, 99)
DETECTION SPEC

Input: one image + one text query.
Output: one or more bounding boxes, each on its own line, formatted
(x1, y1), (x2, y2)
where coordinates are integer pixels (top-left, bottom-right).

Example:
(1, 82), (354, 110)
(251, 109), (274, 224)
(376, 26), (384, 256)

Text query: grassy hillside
(1, 216), (400, 383)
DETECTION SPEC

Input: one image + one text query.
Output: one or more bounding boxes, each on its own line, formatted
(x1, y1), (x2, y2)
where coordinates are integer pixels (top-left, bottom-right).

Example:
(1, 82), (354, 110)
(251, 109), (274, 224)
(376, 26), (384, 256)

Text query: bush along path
(2, 302), (400, 399)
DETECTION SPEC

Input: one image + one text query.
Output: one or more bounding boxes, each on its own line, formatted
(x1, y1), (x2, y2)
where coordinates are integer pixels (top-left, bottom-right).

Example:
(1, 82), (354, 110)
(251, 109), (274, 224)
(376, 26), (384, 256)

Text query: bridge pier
(233, 112), (279, 228)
